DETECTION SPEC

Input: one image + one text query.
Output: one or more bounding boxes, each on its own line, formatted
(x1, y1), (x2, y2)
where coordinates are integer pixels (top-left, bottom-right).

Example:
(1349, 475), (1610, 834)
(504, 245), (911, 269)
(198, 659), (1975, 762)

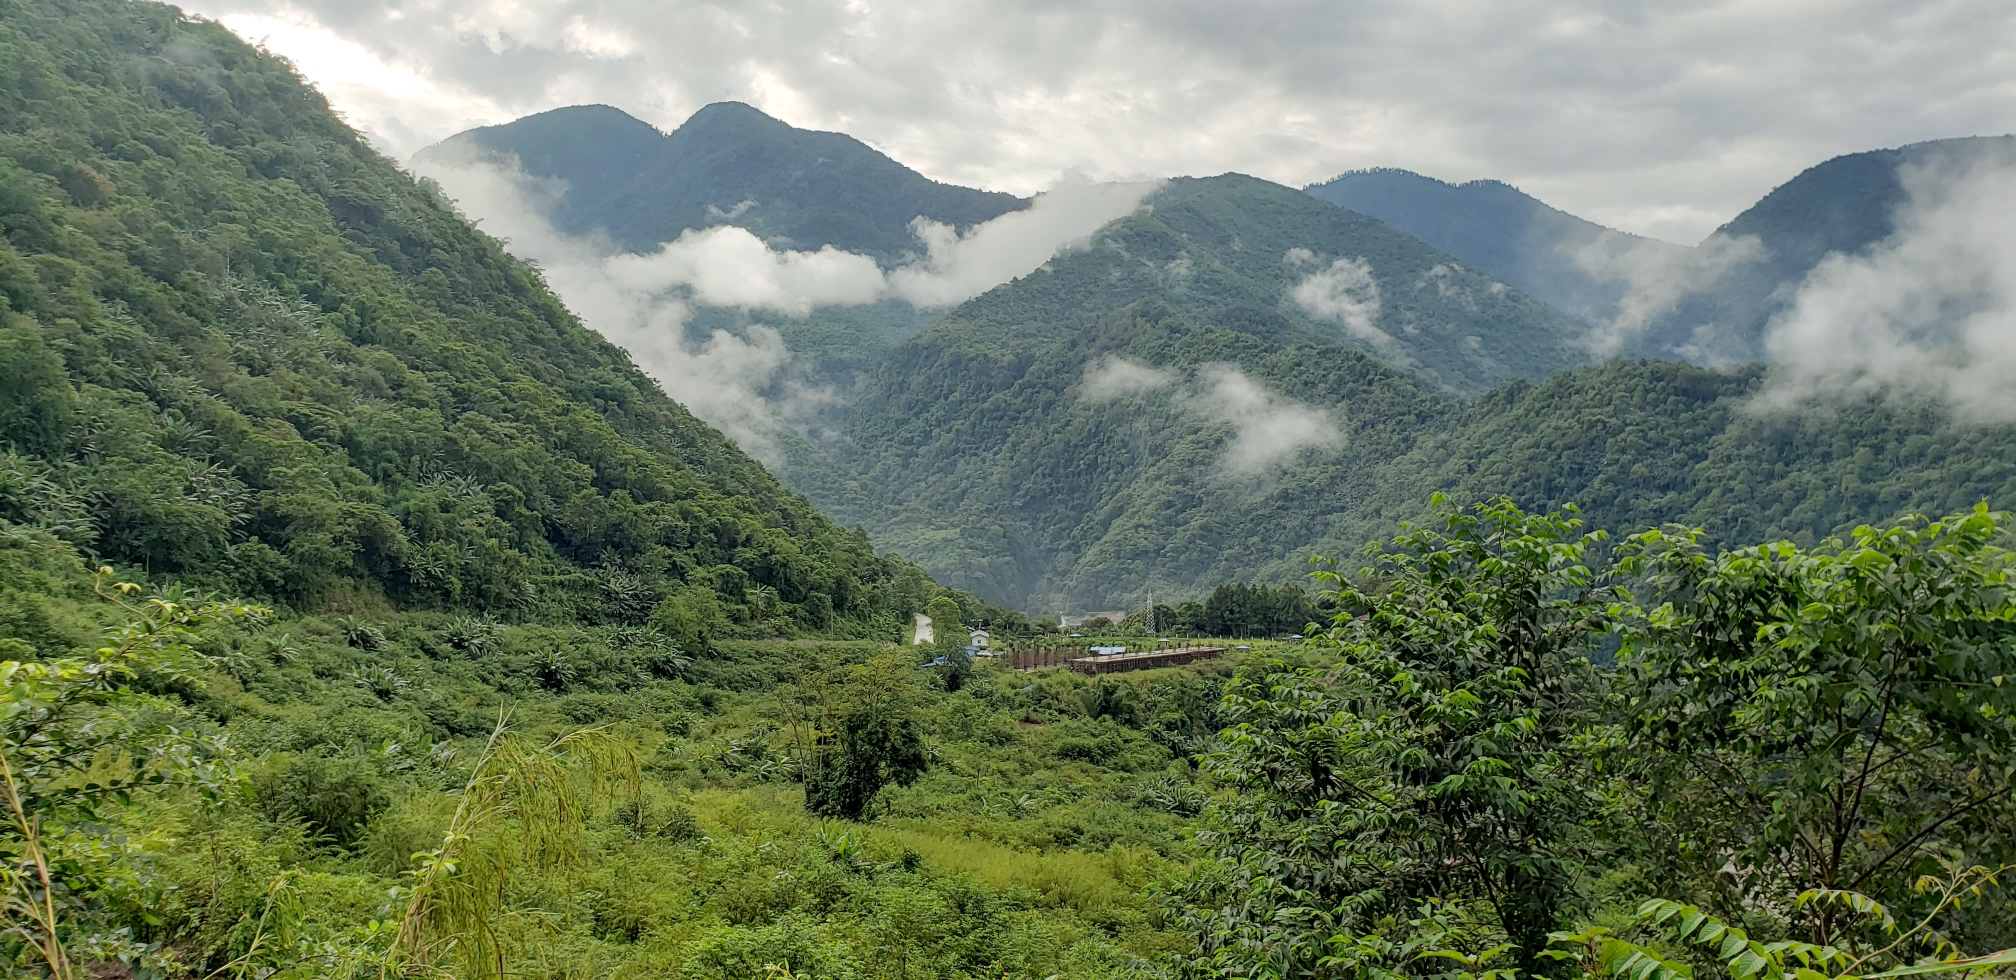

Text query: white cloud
(422, 150), (1157, 311)
(1756, 147), (2016, 422)
(1571, 230), (1764, 357)
(1186, 364), (1343, 474)
(411, 154), (1160, 459)
(184, 0), (2016, 243)
(1079, 357), (1341, 474)
(1080, 355), (1176, 401)
(1290, 255), (1389, 345)
(412, 156), (801, 461)
(887, 178), (1164, 306)
(608, 228), (886, 316)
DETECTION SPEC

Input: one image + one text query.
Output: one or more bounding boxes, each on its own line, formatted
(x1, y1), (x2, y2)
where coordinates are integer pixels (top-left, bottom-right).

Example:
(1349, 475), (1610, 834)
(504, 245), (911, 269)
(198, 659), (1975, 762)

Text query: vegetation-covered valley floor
(10, 497), (2016, 980)
(0, 520), (1295, 978)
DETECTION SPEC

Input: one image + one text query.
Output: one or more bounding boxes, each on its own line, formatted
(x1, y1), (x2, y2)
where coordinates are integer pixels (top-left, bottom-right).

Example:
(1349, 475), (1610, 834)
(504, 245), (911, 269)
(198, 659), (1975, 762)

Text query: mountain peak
(422, 101), (1025, 260)
(415, 103), (664, 194)
(518, 102), (658, 131)
(677, 100), (793, 135)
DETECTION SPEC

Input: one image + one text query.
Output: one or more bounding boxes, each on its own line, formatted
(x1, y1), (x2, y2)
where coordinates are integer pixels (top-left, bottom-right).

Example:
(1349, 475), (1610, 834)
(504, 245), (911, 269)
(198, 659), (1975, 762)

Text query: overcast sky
(180, 0), (2016, 245)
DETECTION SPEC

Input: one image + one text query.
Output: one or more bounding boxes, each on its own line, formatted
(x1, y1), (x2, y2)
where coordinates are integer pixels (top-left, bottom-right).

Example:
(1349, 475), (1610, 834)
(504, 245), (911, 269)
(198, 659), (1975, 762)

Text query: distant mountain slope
(803, 174), (1595, 603)
(831, 301), (1454, 606)
(1305, 168), (1688, 323)
(0, 0), (938, 636)
(1638, 135), (2016, 362)
(829, 320), (2016, 612)
(417, 102), (1027, 261)
(1365, 360), (2016, 561)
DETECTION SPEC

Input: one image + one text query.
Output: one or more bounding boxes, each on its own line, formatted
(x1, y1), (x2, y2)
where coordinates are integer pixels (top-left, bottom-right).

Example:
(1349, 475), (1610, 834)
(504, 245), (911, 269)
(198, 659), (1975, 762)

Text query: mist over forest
(417, 103), (2016, 613)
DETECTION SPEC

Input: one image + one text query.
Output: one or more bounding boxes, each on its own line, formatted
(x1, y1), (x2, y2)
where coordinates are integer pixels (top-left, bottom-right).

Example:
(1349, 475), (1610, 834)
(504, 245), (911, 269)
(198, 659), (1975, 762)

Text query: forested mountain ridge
(851, 173), (1592, 404)
(827, 300), (1452, 606)
(800, 174), (1594, 605)
(416, 101), (1029, 261)
(1304, 167), (1690, 324)
(1330, 359), (2016, 558)
(0, 0), (940, 637)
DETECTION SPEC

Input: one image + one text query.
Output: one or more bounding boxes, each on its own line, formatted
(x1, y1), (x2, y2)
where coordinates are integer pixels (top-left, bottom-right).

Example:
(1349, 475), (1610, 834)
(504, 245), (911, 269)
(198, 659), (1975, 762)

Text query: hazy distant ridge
(1305, 168), (1688, 325)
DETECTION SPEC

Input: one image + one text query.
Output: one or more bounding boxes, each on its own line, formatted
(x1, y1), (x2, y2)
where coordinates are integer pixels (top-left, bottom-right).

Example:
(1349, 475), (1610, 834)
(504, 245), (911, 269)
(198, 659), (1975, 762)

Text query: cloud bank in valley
(1081, 356), (1342, 475)
(414, 157), (802, 461)
(1757, 148), (2016, 422)
(1570, 231), (1764, 357)
(412, 155), (1160, 460)
(610, 229), (886, 316)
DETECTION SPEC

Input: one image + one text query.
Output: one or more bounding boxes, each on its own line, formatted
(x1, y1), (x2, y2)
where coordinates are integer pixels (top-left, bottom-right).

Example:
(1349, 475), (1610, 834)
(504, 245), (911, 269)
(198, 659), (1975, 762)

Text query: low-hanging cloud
(1570, 230), (1763, 357)
(609, 227), (886, 315)
(1079, 356), (1341, 475)
(1080, 355), (1177, 401)
(1188, 364), (1343, 473)
(414, 156), (805, 462)
(424, 153), (1159, 316)
(1756, 147), (2016, 422)
(888, 178), (1165, 306)
(1287, 252), (1390, 346)
(413, 154), (1161, 460)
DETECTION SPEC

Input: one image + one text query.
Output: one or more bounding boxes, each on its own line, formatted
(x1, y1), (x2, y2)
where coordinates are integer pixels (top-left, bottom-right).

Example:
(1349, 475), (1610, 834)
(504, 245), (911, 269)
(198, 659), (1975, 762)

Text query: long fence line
(995, 640), (1230, 675)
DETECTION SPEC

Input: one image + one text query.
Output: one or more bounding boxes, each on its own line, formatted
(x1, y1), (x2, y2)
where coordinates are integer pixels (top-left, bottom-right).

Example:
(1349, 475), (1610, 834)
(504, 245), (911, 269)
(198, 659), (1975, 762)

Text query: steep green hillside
(0, 0), (938, 637)
(1305, 167), (1688, 324)
(418, 102), (1028, 261)
(0, 9), (1231, 976)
